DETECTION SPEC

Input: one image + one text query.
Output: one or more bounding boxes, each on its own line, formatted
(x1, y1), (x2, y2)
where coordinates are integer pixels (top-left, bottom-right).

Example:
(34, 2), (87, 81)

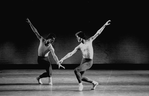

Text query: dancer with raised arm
(26, 18), (65, 85)
(59, 20), (111, 91)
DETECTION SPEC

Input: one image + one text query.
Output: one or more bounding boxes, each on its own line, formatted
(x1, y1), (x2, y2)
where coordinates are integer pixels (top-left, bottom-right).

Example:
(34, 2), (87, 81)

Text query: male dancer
(26, 18), (65, 85)
(59, 20), (111, 91)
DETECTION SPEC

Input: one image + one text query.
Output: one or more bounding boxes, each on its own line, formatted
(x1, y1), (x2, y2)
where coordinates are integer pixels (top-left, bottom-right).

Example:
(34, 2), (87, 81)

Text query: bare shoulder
(83, 39), (93, 45)
(87, 37), (93, 42)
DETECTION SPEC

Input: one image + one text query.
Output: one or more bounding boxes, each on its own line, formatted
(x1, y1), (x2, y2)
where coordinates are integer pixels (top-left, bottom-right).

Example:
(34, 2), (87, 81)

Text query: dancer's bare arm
(26, 18), (42, 40)
(50, 45), (65, 69)
(60, 45), (80, 63)
(90, 20), (111, 41)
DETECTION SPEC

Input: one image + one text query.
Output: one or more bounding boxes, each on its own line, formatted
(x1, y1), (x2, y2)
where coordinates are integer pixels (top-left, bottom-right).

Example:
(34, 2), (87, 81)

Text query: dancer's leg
(80, 59), (99, 90)
(37, 57), (51, 84)
(47, 64), (53, 85)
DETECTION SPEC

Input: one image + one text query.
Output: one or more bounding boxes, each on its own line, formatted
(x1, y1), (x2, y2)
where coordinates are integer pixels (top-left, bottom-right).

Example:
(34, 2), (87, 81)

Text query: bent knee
(74, 68), (80, 73)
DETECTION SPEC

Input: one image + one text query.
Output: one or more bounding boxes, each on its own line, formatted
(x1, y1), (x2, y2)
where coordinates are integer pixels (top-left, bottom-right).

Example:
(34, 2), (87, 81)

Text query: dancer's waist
(38, 56), (47, 59)
(83, 58), (92, 61)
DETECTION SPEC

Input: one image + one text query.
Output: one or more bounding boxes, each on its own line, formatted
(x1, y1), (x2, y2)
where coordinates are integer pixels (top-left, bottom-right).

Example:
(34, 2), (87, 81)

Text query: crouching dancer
(59, 20), (111, 91)
(27, 18), (65, 85)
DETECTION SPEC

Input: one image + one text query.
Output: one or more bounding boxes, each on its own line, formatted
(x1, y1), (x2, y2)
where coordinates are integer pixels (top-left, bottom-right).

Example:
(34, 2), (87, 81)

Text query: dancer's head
(45, 33), (56, 45)
(75, 31), (86, 42)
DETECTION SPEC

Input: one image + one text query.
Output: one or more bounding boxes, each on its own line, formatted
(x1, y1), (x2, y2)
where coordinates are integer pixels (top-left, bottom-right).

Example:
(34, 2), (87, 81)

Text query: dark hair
(75, 31), (86, 39)
(46, 33), (56, 40)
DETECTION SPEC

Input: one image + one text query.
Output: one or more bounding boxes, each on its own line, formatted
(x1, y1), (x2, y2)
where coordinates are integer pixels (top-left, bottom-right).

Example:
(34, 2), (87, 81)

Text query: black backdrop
(0, 0), (149, 65)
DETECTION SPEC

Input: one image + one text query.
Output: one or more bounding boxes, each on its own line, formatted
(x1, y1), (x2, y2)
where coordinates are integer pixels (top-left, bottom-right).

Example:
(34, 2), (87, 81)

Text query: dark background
(0, 0), (149, 69)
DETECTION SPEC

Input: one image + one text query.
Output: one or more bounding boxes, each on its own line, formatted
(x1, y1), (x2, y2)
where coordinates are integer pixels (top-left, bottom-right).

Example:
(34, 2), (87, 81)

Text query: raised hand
(26, 18), (31, 24)
(105, 20), (111, 26)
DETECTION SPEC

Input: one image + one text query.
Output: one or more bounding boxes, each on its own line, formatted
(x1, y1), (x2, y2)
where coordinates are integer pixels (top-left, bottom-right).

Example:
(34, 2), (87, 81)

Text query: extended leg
(81, 71), (98, 90)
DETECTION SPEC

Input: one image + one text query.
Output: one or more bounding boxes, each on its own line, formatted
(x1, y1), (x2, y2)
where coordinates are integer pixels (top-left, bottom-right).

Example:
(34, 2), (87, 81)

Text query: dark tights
(38, 56), (52, 78)
(74, 69), (93, 83)
(74, 58), (93, 83)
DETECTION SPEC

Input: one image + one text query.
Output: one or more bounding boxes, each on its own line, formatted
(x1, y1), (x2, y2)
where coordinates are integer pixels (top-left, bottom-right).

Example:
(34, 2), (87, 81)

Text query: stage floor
(0, 69), (149, 96)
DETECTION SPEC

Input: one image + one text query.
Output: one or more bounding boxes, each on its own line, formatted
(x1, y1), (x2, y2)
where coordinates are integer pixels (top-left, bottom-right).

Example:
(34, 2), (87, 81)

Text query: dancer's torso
(79, 40), (93, 59)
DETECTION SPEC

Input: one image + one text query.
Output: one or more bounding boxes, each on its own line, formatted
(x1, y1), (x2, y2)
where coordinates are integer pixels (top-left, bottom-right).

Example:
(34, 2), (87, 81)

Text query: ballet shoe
(48, 82), (53, 85)
(78, 83), (83, 91)
(91, 81), (98, 90)
(37, 77), (43, 84)
(48, 77), (53, 85)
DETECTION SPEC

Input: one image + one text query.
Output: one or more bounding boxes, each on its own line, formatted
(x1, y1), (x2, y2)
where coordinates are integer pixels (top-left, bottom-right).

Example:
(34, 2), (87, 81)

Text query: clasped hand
(57, 60), (65, 69)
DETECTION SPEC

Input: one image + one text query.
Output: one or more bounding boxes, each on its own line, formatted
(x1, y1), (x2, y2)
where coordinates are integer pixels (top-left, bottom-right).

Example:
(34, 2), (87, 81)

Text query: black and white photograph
(0, 0), (149, 96)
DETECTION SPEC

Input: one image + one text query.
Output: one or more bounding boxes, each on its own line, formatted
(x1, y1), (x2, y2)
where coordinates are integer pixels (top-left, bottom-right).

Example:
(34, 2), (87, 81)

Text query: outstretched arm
(49, 45), (65, 69)
(60, 46), (79, 63)
(90, 20), (111, 41)
(26, 18), (42, 40)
